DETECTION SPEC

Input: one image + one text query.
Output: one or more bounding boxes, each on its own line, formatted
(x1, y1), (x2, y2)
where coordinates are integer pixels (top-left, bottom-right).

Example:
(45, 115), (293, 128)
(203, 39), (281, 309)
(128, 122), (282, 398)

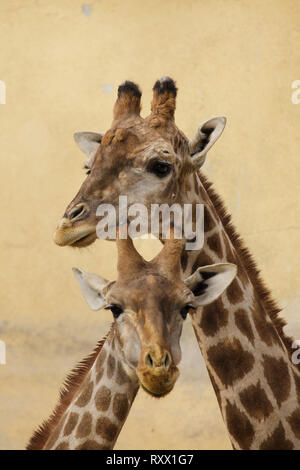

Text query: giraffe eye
(180, 304), (195, 320)
(147, 160), (172, 178)
(105, 304), (124, 319)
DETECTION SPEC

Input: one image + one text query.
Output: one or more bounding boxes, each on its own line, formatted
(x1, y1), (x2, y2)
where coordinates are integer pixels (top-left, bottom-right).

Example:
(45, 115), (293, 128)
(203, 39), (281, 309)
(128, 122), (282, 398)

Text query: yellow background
(1, 0), (300, 449)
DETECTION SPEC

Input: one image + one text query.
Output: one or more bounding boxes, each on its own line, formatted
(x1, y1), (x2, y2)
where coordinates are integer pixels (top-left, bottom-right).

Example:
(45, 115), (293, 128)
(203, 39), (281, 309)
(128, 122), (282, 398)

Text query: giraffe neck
(177, 171), (300, 449)
(28, 325), (139, 450)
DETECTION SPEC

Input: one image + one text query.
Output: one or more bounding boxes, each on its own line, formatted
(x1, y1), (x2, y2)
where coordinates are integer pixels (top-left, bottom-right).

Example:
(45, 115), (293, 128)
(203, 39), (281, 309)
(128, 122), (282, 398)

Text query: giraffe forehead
(109, 274), (188, 310)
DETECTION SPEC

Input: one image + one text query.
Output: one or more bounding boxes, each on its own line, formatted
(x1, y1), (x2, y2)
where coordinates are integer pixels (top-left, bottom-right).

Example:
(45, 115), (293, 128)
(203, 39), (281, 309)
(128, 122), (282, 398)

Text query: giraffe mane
(26, 323), (115, 450)
(200, 171), (299, 371)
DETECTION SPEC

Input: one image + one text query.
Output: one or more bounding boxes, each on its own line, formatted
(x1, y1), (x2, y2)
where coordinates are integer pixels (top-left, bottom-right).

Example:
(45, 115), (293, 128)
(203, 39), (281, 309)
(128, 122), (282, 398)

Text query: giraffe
(53, 78), (300, 449)
(28, 232), (236, 449)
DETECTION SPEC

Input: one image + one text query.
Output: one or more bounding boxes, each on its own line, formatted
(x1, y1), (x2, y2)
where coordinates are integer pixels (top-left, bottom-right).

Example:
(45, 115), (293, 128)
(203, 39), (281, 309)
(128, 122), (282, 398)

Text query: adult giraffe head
(73, 231), (236, 397)
(54, 77), (226, 247)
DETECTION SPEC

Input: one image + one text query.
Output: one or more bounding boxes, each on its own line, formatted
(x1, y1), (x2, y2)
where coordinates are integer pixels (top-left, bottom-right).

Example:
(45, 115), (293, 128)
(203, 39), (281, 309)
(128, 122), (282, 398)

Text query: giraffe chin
(137, 368), (179, 398)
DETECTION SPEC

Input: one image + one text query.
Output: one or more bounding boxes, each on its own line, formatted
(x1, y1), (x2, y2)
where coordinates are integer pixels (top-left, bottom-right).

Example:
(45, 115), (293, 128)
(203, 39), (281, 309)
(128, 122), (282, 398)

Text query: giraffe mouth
(137, 367), (179, 398)
(53, 220), (97, 247)
(139, 381), (175, 398)
(69, 231), (97, 247)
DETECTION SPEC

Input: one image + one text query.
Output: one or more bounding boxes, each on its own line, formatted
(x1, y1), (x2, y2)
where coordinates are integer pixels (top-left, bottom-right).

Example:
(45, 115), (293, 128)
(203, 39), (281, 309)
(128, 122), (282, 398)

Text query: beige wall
(1, 0), (300, 449)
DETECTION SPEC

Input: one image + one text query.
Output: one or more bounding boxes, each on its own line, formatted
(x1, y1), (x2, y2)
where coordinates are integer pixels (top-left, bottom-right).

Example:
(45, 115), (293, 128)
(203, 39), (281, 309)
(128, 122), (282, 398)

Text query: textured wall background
(1, 0), (300, 449)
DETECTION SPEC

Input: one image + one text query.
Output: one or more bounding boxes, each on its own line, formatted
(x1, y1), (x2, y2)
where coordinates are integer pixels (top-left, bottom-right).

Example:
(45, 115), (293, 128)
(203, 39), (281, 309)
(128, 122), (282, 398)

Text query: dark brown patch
(96, 417), (118, 442)
(76, 411), (92, 438)
(207, 338), (255, 387)
(204, 205), (215, 232)
(63, 412), (79, 436)
(207, 233), (223, 258)
(76, 440), (110, 450)
(116, 362), (130, 386)
(191, 252), (214, 274)
(259, 422), (294, 450)
(55, 441), (69, 450)
(287, 408), (300, 439)
(180, 249), (188, 272)
(226, 278), (243, 305)
(225, 401), (254, 449)
(234, 309), (255, 345)
(113, 393), (129, 421)
(293, 371), (300, 405)
(239, 382), (273, 420)
(107, 354), (116, 379)
(75, 380), (94, 407)
(263, 355), (291, 407)
(199, 297), (228, 337)
(95, 385), (112, 412)
(251, 304), (281, 347)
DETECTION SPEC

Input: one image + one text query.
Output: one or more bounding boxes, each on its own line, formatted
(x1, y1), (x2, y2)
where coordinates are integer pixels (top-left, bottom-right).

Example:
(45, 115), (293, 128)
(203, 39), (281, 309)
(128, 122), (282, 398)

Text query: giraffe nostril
(145, 353), (154, 368)
(163, 352), (171, 369)
(68, 204), (86, 221)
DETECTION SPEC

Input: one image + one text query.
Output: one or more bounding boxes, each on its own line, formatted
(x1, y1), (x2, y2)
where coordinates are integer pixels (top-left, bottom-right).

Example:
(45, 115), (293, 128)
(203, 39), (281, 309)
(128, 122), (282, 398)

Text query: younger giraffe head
(54, 77), (226, 247)
(73, 232), (237, 397)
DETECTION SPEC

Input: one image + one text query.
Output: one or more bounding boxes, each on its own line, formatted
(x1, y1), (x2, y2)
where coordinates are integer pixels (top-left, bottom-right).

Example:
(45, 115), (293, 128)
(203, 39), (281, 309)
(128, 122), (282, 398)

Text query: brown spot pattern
(259, 422), (294, 450)
(199, 297), (228, 337)
(192, 252), (214, 274)
(252, 305), (280, 347)
(225, 401), (254, 449)
(76, 411), (92, 438)
(207, 233), (223, 258)
(287, 408), (300, 439)
(113, 393), (129, 421)
(226, 278), (243, 305)
(239, 382), (273, 420)
(96, 417), (118, 442)
(55, 441), (69, 450)
(263, 355), (291, 407)
(95, 385), (111, 412)
(107, 354), (116, 379)
(75, 380), (94, 407)
(207, 338), (254, 387)
(293, 371), (300, 405)
(234, 309), (255, 345)
(204, 205), (214, 232)
(76, 440), (110, 450)
(63, 412), (79, 436)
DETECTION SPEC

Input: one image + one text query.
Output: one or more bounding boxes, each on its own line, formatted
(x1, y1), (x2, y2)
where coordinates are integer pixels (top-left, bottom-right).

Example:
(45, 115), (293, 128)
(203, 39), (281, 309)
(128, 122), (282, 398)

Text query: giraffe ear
(188, 117), (226, 170)
(72, 267), (111, 311)
(184, 263), (237, 306)
(73, 132), (103, 167)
